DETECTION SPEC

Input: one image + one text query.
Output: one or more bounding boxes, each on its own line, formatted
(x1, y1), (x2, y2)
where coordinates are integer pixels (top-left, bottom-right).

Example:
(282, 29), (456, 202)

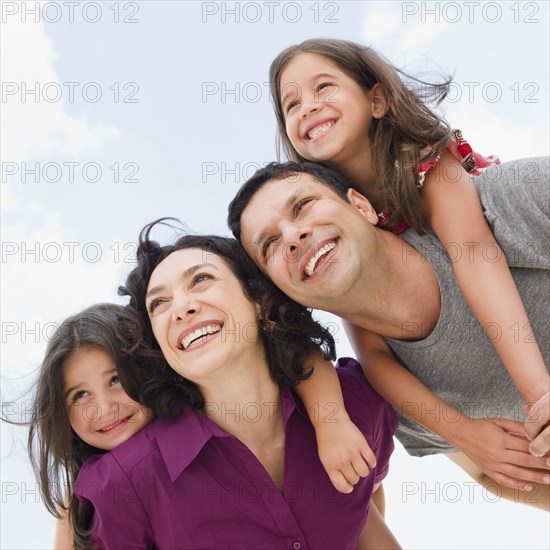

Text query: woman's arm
(422, 151), (549, 403)
(293, 354), (376, 493)
(357, 484), (401, 550)
(346, 323), (549, 490)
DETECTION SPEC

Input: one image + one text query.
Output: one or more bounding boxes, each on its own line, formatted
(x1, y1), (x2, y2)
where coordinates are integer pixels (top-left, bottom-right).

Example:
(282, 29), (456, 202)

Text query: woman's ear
(370, 83), (390, 119)
(347, 189), (379, 225)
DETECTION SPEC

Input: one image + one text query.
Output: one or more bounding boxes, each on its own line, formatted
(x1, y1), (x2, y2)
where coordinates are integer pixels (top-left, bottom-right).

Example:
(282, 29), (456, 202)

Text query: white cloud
(445, 100), (549, 162)
(362, 5), (400, 44)
(401, 19), (449, 52)
(0, 6), (125, 387)
(1, 200), (126, 377)
(361, 3), (449, 55)
(0, 14), (118, 162)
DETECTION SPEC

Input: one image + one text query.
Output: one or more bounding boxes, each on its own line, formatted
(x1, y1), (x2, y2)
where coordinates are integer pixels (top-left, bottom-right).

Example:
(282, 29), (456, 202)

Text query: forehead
(63, 347), (113, 383)
(240, 173), (342, 239)
(249, 173), (332, 209)
(148, 248), (226, 287)
(280, 52), (343, 83)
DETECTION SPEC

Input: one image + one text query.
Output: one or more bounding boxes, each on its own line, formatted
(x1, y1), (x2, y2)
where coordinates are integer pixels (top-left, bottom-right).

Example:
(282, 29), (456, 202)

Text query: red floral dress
(377, 129), (500, 234)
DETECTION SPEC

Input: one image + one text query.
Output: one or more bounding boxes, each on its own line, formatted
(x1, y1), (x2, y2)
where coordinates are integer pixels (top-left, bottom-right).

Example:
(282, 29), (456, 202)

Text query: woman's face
(145, 248), (262, 383)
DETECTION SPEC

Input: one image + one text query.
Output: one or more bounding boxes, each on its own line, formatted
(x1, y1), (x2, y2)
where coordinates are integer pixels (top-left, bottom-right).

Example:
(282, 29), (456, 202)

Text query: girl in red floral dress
(267, 38), (549, 498)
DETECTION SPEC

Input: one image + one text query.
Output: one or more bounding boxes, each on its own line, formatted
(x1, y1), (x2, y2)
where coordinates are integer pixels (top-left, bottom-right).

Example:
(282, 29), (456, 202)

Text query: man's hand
(315, 416), (376, 493)
(525, 391), (550, 466)
(453, 417), (550, 491)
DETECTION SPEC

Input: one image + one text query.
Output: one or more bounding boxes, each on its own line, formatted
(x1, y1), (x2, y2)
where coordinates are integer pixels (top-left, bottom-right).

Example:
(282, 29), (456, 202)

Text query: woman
(75, 221), (399, 549)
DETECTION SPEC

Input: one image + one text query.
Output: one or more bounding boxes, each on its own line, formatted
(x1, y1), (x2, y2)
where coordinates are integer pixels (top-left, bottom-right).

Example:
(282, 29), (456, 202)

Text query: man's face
(239, 173), (379, 310)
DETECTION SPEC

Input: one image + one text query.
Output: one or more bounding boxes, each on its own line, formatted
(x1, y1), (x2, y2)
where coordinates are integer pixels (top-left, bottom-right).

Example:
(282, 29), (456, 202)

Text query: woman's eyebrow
(146, 263), (219, 299)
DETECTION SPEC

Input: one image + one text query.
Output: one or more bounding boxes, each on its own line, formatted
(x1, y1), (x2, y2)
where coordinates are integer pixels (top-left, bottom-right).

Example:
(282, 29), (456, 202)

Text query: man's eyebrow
(252, 188), (308, 251)
(145, 263), (219, 299)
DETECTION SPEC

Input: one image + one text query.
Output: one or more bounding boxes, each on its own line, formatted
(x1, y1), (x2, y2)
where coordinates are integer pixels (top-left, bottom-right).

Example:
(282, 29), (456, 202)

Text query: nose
(300, 94), (320, 119)
(171, 293), (201, 323)
(95, 392), (120, 423)
(280, 222), (310, 256)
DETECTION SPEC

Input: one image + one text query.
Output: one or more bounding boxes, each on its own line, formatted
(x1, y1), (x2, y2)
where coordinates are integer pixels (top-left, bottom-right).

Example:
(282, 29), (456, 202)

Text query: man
(228, 157), (549, 507)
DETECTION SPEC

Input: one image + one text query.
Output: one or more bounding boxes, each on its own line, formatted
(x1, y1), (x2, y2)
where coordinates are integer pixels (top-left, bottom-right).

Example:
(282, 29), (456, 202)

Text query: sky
(1, 1), (549, 548)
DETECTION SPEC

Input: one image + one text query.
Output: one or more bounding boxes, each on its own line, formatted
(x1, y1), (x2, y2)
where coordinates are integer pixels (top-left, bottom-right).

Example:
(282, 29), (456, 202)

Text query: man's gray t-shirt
(385, 157), (550, 456)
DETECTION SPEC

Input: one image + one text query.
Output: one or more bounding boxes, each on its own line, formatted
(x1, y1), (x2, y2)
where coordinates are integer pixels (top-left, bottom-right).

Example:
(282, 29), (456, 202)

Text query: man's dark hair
(227, 161), (353, 242)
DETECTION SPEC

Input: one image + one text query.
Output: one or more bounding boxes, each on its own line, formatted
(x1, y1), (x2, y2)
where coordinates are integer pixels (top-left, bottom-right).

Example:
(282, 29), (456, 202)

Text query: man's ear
(369, 83), (390, 119)
(347, 188), (379, 225)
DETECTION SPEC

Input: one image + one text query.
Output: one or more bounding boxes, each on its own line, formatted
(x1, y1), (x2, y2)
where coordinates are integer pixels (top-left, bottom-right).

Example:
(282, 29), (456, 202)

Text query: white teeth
(308, 121), (334, 139)
(305, 242), (336, 277)
(182, 324), (222, 350)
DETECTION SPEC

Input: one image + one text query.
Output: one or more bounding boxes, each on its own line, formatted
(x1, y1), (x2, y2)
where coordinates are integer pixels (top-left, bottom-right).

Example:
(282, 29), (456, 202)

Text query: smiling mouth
(180, 324), (222, 350)
(98, 416), (131, 433)
(307, 120), (335, 140)
(304, 241), (336, 277)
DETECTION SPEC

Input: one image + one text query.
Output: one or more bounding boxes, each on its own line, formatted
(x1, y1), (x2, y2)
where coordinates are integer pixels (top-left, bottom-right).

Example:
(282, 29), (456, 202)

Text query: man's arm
(346, 323), (550, 490)
(422, 150), (549, 403)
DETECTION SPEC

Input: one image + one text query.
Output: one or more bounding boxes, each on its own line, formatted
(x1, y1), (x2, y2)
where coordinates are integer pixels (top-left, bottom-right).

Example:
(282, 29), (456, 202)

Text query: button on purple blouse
(76, 359), (397, 549)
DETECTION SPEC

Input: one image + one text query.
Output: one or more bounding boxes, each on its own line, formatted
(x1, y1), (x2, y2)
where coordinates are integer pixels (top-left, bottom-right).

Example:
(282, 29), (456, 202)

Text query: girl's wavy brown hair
(270, 38), (452, 231)
(25, 303), (159, 549)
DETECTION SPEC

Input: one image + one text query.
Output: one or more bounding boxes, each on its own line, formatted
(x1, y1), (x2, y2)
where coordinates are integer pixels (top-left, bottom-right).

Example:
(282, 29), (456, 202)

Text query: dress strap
(378, 129), (500, 234)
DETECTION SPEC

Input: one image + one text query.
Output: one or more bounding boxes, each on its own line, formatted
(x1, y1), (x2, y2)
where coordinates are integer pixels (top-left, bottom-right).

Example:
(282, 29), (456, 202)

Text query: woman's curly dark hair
(119, 219), (336, 420)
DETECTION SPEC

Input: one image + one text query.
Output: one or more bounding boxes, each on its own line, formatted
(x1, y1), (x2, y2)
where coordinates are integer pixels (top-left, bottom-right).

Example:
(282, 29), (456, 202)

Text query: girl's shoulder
(378, 129), (501, 234)
(417, 128), (500, 187)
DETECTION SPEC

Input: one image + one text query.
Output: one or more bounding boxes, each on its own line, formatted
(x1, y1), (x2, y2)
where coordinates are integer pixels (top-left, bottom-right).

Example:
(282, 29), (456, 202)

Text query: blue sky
(2, 1), (549, 548)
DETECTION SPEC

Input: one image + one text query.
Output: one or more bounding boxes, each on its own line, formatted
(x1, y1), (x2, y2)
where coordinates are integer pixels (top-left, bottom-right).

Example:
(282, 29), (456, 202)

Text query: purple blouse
(75, 358), (397, 549)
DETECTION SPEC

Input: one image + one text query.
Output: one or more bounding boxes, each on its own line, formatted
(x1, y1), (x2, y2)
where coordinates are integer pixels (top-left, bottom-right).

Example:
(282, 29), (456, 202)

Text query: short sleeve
(76, 454), (154, 549)
(474, 157), (550, 270)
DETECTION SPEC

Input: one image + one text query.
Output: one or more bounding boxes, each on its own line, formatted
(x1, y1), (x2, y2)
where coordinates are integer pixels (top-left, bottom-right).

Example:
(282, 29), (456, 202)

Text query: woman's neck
(200, 349), (284, 447)
(199, 348), (286, 494)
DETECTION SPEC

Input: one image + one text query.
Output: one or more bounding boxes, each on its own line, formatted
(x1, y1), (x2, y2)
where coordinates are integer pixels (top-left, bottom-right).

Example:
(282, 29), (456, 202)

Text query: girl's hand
(453, 417), (550, 490)
(524, 390), (550, 464)
(315, 416), (376, 493)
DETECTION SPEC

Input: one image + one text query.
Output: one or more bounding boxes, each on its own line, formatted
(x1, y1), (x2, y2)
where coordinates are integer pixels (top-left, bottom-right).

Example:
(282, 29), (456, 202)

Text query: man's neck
(336, 230), (441, 340)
